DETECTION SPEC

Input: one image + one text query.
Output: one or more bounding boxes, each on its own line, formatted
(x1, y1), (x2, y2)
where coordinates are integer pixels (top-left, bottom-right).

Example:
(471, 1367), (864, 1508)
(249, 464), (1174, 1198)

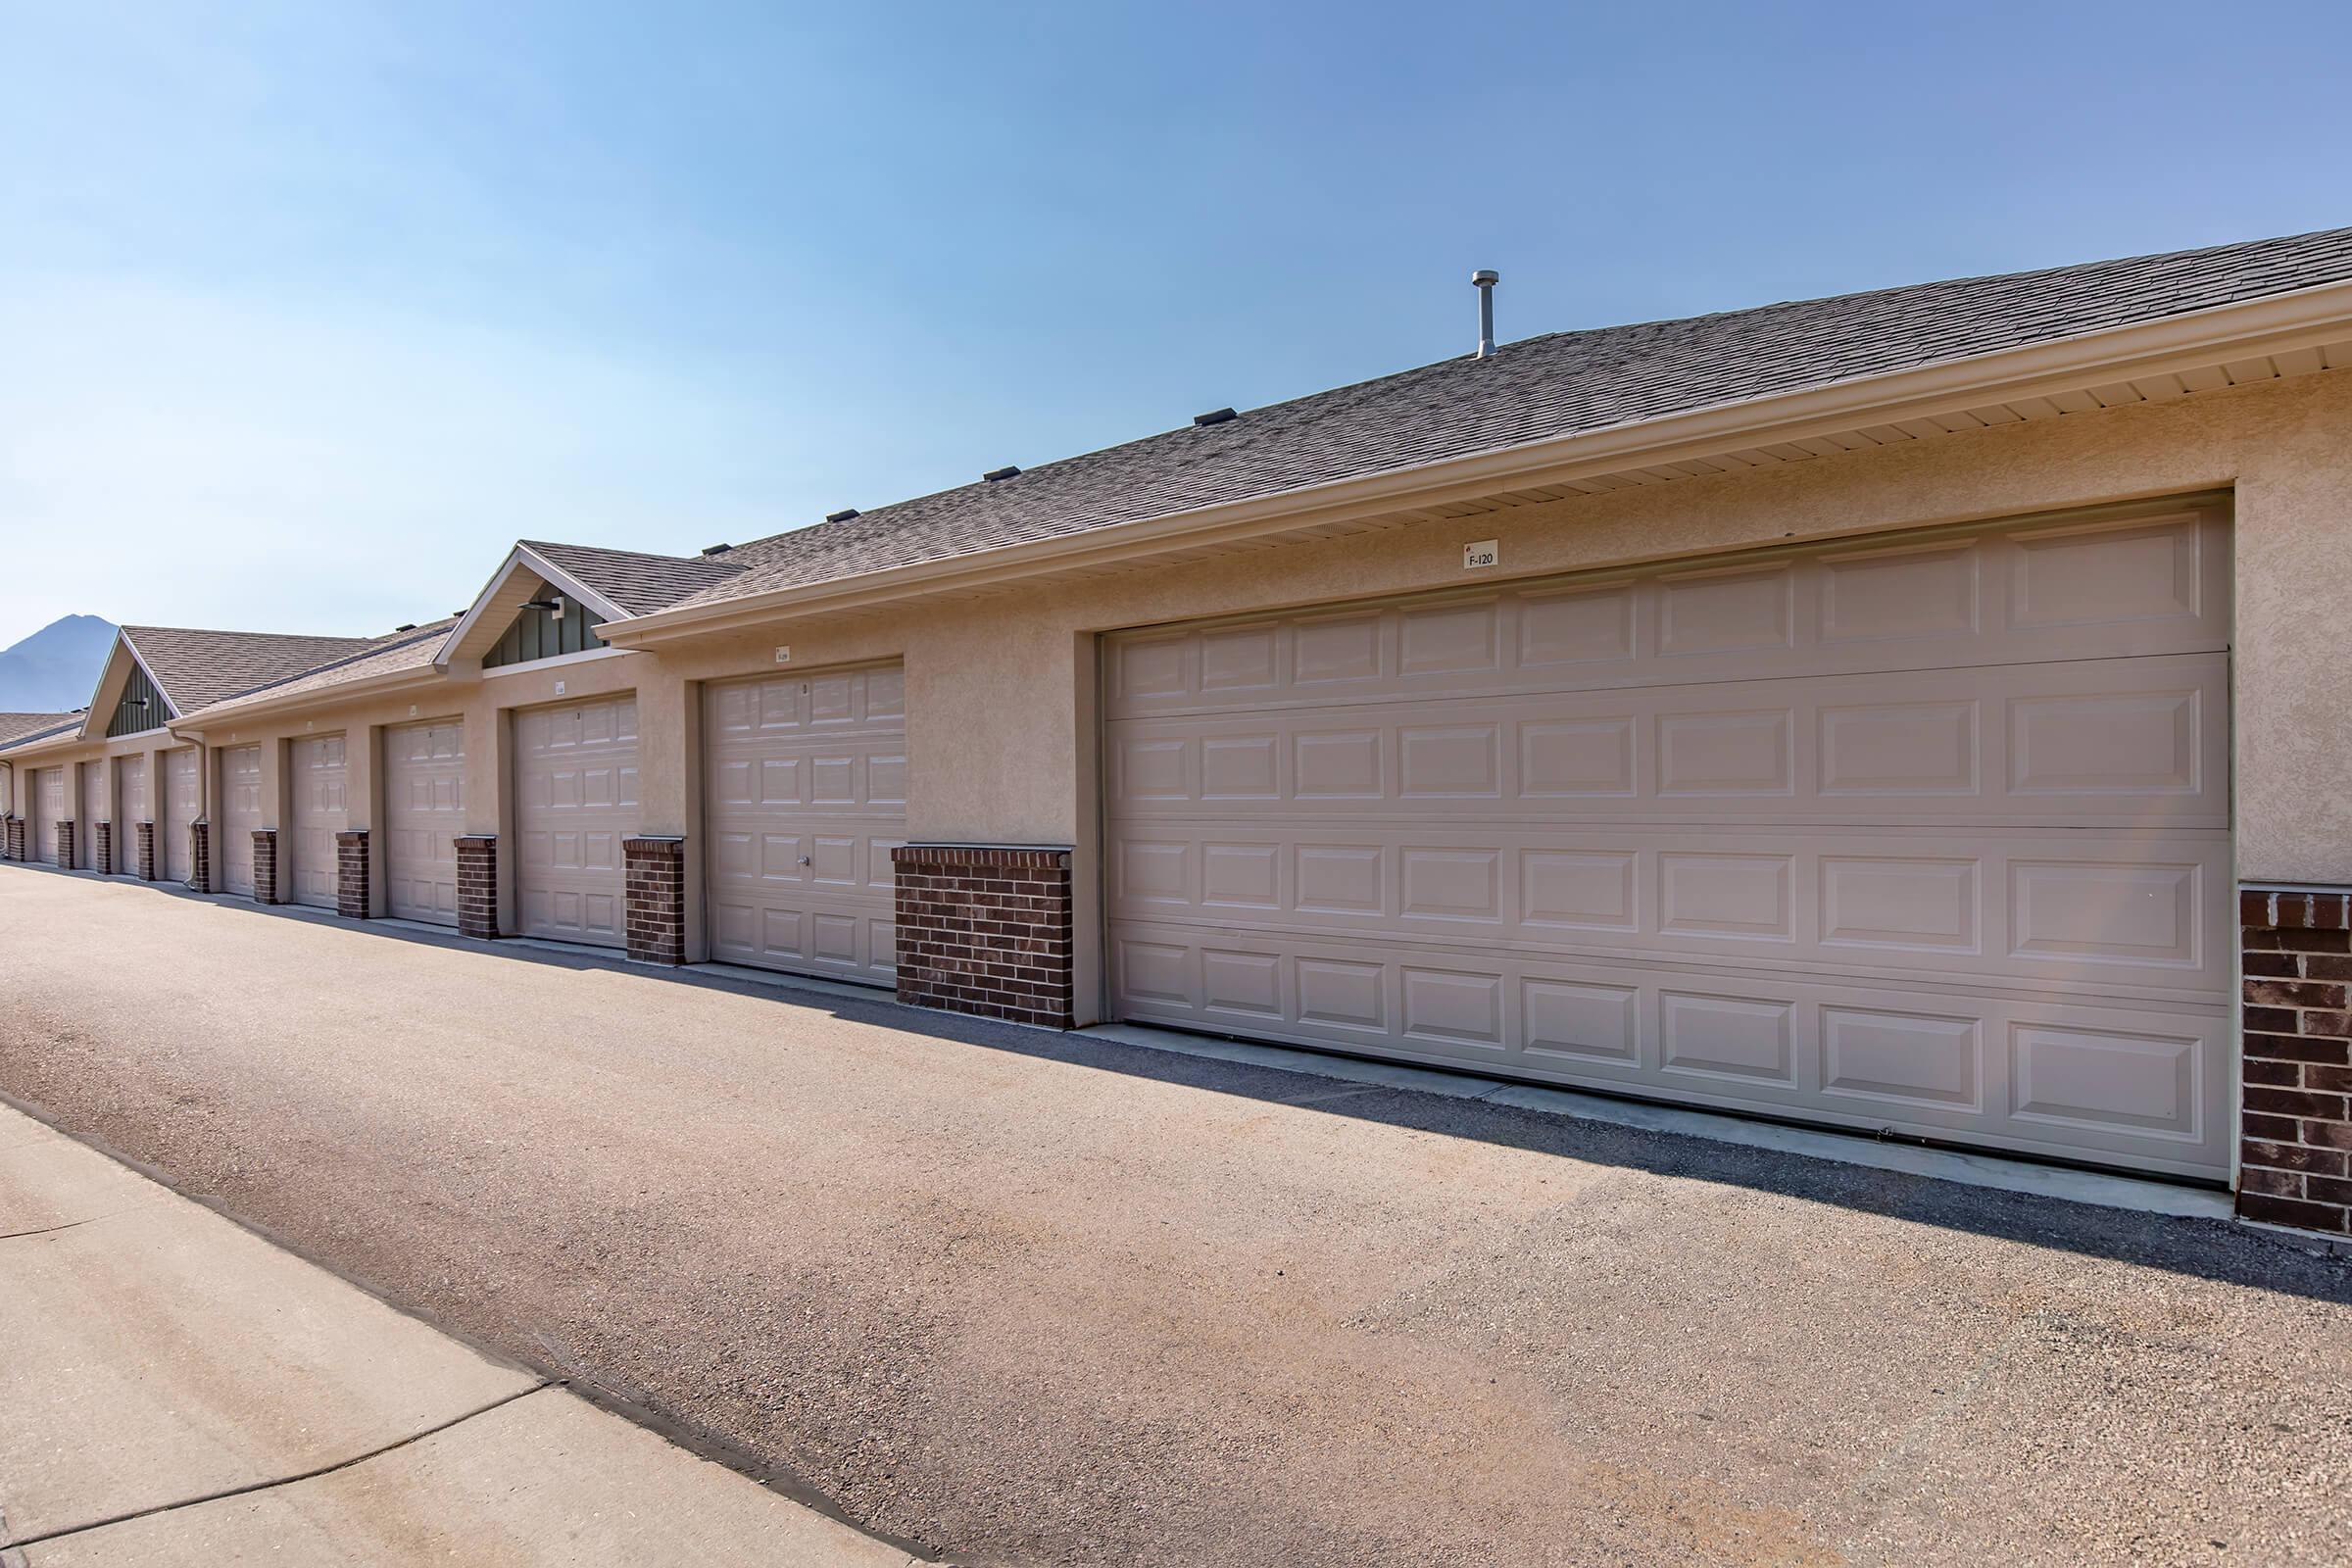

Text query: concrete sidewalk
(0, 1102), (915, 1567)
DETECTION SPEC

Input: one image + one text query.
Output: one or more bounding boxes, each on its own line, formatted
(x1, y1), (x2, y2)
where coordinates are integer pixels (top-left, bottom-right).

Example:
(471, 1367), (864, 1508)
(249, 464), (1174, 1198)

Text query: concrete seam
(0, 1381), (557, 1552)
(0, 1201), (164, 1244)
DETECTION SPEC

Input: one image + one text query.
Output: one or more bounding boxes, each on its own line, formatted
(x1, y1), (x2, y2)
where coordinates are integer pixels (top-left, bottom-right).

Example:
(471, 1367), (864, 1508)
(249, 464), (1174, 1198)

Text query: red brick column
(2239, 886), (2352, 1237)
(54, 819), (74, 869)
(134, 821), (156, 881)
(890, 845), (1073, 1027)
(189, 820), (211, 893)
(92, 820), (113, 875)
(252, 828), (279, 904)
(336, 829), (369, 919)
(623, 837), (686, 965)
(454, 835), (498, 940)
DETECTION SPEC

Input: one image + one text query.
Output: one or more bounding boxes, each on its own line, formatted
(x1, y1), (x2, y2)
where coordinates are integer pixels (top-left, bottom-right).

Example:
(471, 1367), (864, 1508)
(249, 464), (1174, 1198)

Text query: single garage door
(1103, 502), (2235, 1180)
(383, 720), (465, 925)
(32, 767), (64, 864)
(220, 745), (264, 896)
(705, 662), (906, 985)
(117, 756), (147, 874)
(77, 761), (107, 870)
(164, 747), (199, 883)
(288, 735), (348, 907)
(515, 695), (638, 947)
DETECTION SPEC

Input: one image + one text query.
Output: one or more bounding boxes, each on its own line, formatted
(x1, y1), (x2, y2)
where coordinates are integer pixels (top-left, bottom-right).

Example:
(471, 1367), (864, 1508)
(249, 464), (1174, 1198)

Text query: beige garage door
(220, 745), (264, 896)
(33, 767), (64, 864)
(164, 747), (199, 884)
(705, 663), (906, 985)
(77, 761), (106, 869)
(515, 696), (638, 948)
(384, 720), (465, 925)
(1103, 503), (2235, 1180)
(288, 735), (348, 908)
(117, 756), (147, 874)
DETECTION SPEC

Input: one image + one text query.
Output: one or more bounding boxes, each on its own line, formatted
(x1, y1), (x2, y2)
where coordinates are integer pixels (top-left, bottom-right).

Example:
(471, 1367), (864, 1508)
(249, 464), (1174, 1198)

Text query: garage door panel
(514, 697), (637, 947)
(1108, 823), (2230, 1001)
(220, 746), (263, 895)
(32, 768), (64, 864)
(1105, 510), (2230, 721)
(288, 735), (348, 908)
(384, 721), (465, 925)
(1106, 503), (2233, 1180)
(77, 763), (105, 868)
(704, 665), (904, 986)
(164, 748), (198, 883)
(1109, 918), (2229, 1177)
(1108, 655), (2228, 830)
(117, 758), (148, 873)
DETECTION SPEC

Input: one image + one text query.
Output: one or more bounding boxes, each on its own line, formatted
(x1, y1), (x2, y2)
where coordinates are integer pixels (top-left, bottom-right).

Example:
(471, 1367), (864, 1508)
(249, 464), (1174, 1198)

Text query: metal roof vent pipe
(1472, 270), (1499, 359)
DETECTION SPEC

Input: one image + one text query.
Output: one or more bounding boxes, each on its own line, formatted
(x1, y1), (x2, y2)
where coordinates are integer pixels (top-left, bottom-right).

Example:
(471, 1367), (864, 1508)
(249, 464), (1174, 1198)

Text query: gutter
(598, 275), (2352, 647)
(171, 662), (454, 734)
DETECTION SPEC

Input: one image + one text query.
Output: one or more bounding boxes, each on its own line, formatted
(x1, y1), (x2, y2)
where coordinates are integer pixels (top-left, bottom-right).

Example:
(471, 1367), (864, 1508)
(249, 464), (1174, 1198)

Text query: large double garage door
(1105, 504), (2234, 1180)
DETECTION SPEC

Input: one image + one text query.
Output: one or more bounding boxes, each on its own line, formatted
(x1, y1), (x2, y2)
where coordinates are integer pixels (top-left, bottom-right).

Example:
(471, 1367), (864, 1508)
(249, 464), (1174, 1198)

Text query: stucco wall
(14, 368), (2345, 1018)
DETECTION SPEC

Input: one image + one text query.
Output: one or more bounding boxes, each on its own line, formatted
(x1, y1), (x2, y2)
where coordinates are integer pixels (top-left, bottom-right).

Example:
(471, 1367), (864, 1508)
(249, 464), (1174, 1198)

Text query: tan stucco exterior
(10, 368), (2347, 1026)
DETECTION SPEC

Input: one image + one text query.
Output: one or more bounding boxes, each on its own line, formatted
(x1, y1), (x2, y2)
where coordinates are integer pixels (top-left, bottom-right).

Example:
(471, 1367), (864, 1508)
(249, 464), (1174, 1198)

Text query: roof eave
(598, 275), (2352, 647)
(172, 662), (455, 733)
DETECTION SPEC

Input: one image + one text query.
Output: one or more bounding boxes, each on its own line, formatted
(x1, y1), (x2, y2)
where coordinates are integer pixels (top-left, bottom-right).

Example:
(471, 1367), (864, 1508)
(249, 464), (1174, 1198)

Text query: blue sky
(4, 1), (2348, 644)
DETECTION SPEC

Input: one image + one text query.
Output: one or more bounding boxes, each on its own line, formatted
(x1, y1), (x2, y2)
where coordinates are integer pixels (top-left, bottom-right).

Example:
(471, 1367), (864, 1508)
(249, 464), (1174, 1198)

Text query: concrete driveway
(1, 866), (2348, 1566)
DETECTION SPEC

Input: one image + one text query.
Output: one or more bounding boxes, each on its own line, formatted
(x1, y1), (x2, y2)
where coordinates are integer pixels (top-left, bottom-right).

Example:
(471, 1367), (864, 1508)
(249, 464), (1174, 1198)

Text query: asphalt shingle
(184, 620), (459, 717)
(520, 542), (748, 617)
(671, 224), (2352, 612)
(0, 712), (79, 748)
(122, 627), (385, 717)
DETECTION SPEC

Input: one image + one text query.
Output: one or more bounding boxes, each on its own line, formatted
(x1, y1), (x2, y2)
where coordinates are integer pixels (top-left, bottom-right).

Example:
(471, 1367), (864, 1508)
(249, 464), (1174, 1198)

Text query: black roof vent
(825, 508), (860, 523)
(394, 622), (416, 632)
(1193, 407), (1238, 426)
(701, 542), (733, 557)
(983, 466), (1020, 482)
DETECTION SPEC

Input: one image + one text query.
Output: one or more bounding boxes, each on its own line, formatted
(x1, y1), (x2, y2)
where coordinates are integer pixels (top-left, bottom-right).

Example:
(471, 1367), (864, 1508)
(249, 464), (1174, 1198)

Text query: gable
(105, 659), (172, 737)
(482, 596), (608, 668)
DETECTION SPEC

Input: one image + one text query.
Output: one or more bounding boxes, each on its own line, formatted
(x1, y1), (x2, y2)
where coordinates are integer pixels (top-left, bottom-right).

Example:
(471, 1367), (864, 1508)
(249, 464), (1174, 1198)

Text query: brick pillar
(55, 819), (74, 869)
(890, 845), (1074, 1027)
(252, 828), (279, 905)
(189, 820), (212, 893)
(2239, 886), (2352, 1238)
(622, 837), (687, 965)
(454, 835), (498, 940)
(135, 821), (156, 881)
(336, 829), (369, 919)
(92, 820), (113, 875)
(3, 816), (22, 861)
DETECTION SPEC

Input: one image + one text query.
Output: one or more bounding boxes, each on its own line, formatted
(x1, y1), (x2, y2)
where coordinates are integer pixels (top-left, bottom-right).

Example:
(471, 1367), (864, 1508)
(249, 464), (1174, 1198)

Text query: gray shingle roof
(0, 711), (78, 747)
(185, 619), (459, 717)
(123, 626), (384, 715)
(670, 224), (2352, 612)
(520, 541), (748, 617)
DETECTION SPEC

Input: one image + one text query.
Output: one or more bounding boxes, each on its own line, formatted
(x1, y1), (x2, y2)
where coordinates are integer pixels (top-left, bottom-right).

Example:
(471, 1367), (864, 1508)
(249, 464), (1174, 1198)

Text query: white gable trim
(437, 544), (629, 670)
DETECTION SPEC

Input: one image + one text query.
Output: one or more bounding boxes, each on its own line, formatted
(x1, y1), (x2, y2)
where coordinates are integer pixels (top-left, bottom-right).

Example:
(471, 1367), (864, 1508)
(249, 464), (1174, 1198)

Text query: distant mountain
(0, 614), (116, 711)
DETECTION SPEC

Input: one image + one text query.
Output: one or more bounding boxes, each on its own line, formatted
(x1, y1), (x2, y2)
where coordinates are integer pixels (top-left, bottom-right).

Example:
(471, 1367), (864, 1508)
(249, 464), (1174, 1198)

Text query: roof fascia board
(174, 662), (453, 730)
(437, 545), (627, 669)
(600, 277), (2352, 647)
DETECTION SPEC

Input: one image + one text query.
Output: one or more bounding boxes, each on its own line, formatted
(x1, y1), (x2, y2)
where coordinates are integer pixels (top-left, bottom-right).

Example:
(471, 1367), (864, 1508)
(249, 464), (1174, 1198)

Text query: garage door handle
(799, 856), (811, 865)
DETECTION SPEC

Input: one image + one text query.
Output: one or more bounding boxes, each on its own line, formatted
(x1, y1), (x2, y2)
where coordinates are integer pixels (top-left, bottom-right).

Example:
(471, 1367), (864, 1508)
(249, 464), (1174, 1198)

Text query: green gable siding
(106, 662), (171, 737)
(482, 600), (607, 669)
